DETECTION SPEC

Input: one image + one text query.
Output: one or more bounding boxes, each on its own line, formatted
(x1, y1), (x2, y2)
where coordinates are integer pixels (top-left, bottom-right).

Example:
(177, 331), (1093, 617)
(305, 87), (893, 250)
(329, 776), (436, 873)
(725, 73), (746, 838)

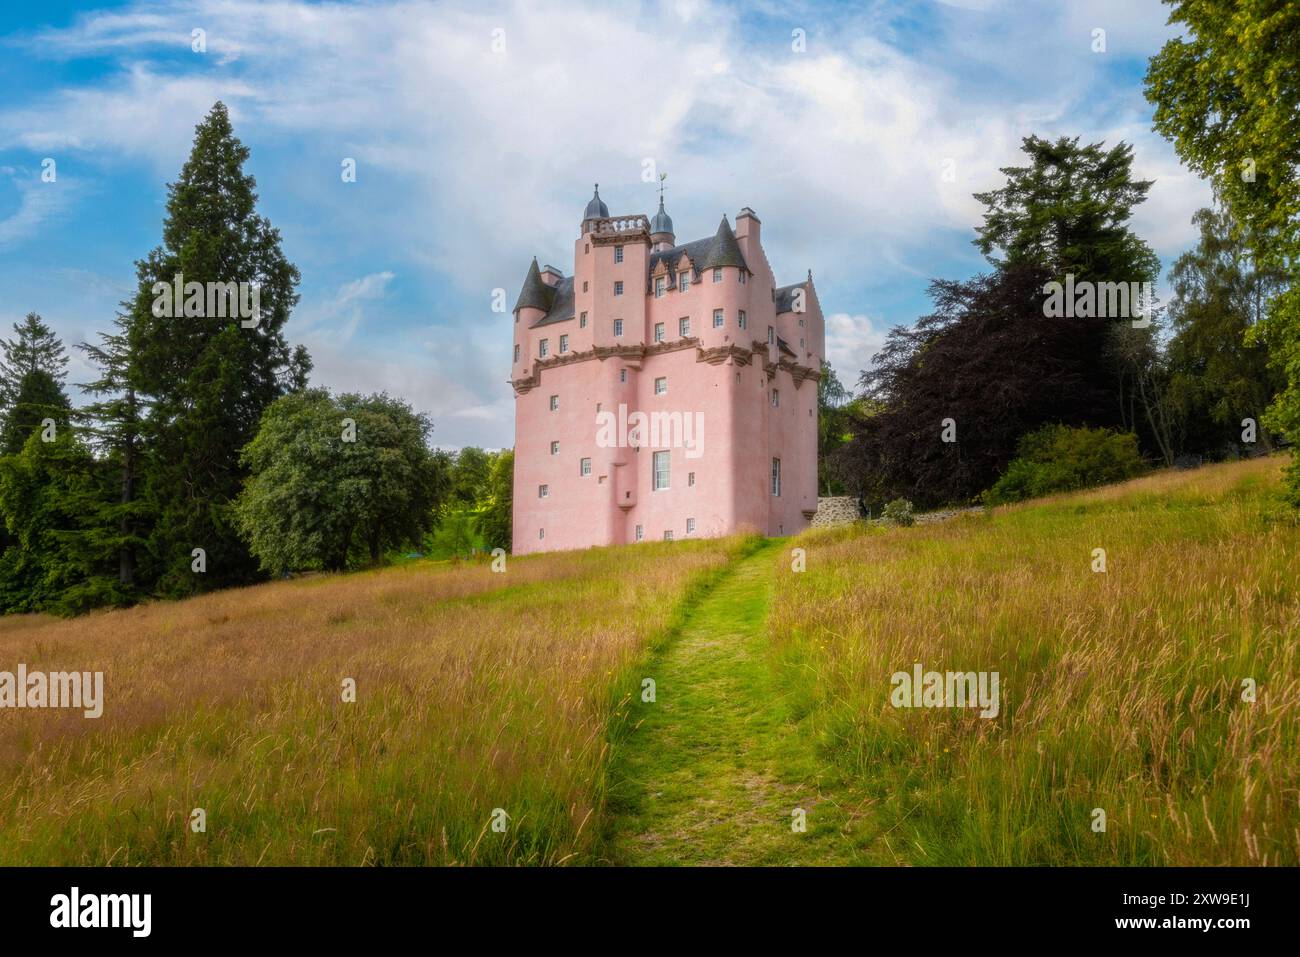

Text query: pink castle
(510, 185), (824, 554)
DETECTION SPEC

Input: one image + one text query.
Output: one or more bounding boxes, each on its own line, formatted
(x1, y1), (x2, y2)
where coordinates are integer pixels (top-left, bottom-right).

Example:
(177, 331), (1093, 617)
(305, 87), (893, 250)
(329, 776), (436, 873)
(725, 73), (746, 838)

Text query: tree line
(827, 1), (1300, 511)
(0, 103), (508, 617)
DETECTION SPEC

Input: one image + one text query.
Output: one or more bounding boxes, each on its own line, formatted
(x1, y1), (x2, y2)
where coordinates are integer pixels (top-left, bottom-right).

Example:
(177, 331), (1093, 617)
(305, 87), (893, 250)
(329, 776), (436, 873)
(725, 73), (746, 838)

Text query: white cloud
(824, 311), (888, 385)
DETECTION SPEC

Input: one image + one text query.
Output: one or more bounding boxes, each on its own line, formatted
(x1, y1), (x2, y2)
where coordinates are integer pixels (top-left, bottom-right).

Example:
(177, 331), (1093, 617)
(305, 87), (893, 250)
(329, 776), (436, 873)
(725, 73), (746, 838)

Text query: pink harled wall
(511, 206), (823, 555)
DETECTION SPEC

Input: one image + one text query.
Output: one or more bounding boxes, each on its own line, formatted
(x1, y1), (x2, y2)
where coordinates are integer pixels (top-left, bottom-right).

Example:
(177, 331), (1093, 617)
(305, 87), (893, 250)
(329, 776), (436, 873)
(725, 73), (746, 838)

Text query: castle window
(686, 518), (695, 534)
(596, 402), (601, 413)
(735, 372), (740, 384)
(653, 451), (670, 490)
(514, 344), (520, 362)
(771, 389), (780, 408)
(585, 243), (589, 253)
(679, 274), (689, 293)
(798, 318), (805, 327)
(580, 311), (588, 328)
(654, 322), (665, 343)
(712, 268), (722, 283)
(539, 484), (549, 498)
(679, 317), (690, 337)
(767, 326), (775, 344)
(800, 338), (805, 348)
(655, 277), (665, 298)
(551, 441), (559, 455)
(539, 527), (545, 539)
(549, 394), (559, 411)
(739, 271), (746, 284)
(559, 334), (569, 353)
(654, 377), (667, 395)
(688, 471), (695, 487)
(663, 530), (674, 541)
(614, 281), (624, 296)
(580, 457), (591, 476)
(620, 368), (628, 383)
(613, 318), (624, 337)
(539, 338), (549, 357)
(739, 310), (747, 329)
(771, 458), (781, 497)
(583, 281), (589, 292)
(615, 245), (624, 264)
(713, 309), (723, 328)
(635, 525), (644, 542)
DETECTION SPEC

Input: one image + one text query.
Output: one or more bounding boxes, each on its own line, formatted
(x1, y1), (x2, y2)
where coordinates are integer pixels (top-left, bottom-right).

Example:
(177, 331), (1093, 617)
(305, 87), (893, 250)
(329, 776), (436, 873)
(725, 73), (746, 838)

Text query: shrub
(881, 498), (915, 526)
(983, 424), (1145, 505)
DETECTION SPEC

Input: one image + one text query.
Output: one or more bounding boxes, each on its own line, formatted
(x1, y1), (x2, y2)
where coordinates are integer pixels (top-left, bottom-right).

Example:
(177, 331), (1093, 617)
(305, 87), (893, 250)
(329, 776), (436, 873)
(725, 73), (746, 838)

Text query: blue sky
(0, 0), (1209, 449)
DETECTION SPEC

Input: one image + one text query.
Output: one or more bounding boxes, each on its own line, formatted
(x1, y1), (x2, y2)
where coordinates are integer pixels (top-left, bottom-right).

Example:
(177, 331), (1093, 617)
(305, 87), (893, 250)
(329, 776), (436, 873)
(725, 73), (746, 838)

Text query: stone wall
(810, 496), (861, 528)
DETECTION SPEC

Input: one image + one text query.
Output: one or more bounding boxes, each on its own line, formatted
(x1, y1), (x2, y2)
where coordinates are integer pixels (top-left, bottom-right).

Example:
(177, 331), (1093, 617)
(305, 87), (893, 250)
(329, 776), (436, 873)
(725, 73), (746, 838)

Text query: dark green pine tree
(126, 101), (311, 595)
(0, 312), (72, 455)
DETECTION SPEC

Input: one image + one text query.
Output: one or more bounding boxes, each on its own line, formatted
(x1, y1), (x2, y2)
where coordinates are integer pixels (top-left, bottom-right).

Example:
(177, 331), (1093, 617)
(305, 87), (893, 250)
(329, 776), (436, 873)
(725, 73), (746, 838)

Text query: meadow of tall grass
(770, 456), (1300, 865)
(0, 537), (746, 865)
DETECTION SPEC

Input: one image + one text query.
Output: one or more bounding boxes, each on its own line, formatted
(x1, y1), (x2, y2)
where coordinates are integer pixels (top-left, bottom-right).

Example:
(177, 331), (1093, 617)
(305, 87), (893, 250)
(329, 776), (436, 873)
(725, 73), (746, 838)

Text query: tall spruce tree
(0, 313), (72, 455)
(126, 101), (311, 595)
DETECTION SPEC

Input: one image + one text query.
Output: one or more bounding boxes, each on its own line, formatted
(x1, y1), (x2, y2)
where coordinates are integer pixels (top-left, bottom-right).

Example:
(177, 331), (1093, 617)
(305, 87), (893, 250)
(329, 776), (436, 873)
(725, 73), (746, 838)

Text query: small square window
(614, 318), (623, 337)
(679, 317), (690, 337)
(615, 245), (624, 263)
(635, 525), (644, 542)
(580, 311), (588, 328)
(551, 441), (559, 455)
(539, 338), (549, 357)
(713, 309), (723, 328)
(620, 368), (628, 383)
(712, 268), (722, 283)
(739, 310), (747, 329)
(549, 394), (559, 411)
(663, 530), (674, 541)
(559, 334), (569, 353)
(654, 377), (667, 395)
(580, 457), (592, 476)
(686, 517), (695, 534)
(539, 484), (549, 498)
(688, 471), (695, 487)
(614, 281), (624, 296)
(654, 322), (665, 343)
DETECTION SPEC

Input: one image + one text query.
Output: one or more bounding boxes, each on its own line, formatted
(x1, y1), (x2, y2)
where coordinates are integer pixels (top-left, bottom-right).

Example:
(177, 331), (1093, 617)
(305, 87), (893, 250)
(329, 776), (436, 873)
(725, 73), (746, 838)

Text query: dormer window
(679, 273), (689, 293)
(655, 277), (665, 298)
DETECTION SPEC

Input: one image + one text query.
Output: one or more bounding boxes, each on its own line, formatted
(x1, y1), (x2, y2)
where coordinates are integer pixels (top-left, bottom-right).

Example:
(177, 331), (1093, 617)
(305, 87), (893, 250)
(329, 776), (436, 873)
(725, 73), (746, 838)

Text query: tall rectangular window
(539, 338), (549, 357)
(739, 270), (746, 284)
(688, 471), (695, 487)
(712, 268), (722, 283)
(559, 334), (569, 353)
(513, 344), (520, 361)
(767, 326), (775, 344)
(679, 317), (690, 337)
(580, 457), (591, 476)
(580, 311), (588, 328)
(654, 376), (667, 395)
(679, 273), (688, 293)
(713, 309), (723, 328)
(615, 245), (624, 263)
(614, 318), (623, 337)
(771, 458), (781, 497)
(635, 525), (644, 542)
(655, 277), (665, 298)
(739, 310), (747, 329)
(653, 451), (670, 490)
(549, 394), (558, 411)
(654, 322), (665, 343)
(550, 440), (559, 455)
(614, 281), (624, 296)
(620, 368), (627, 383)
(686, 517), (695, 534)
(771, 389), (780, 408)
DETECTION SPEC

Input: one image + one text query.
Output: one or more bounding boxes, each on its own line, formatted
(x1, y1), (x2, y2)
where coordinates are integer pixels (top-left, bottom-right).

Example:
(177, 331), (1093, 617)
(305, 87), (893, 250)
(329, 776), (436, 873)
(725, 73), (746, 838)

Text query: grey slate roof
(584, 184), (609, 220)
(647, 215), (749, 283)
(650, 197), (674, 236)
(532, 276), (575, 327)
(513, 258), (554, 313)
(777, 336), (797, 358)
(775, 281), (808, 315)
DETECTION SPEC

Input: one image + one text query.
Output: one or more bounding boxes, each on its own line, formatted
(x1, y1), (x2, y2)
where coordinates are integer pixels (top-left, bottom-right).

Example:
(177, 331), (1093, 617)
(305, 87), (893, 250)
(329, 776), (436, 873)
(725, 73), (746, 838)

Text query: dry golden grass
(771, 456), (1300, 865)
(0, 538), (745, 865)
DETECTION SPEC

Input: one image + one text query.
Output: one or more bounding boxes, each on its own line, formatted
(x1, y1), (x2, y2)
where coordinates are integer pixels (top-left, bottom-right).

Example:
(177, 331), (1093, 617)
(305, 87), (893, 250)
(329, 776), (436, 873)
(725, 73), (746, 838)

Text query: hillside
(1, 456), (1295, 865)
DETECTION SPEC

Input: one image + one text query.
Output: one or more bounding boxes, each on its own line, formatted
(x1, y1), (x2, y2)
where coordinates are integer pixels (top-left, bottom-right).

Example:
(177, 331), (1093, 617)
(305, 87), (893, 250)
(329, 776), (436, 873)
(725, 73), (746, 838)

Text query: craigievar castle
(510, 185), (824, 554)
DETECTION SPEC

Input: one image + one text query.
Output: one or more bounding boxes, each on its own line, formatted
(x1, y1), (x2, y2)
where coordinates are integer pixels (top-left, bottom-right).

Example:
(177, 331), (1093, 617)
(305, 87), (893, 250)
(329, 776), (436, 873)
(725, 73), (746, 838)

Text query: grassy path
(601, 541), (880, 865)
